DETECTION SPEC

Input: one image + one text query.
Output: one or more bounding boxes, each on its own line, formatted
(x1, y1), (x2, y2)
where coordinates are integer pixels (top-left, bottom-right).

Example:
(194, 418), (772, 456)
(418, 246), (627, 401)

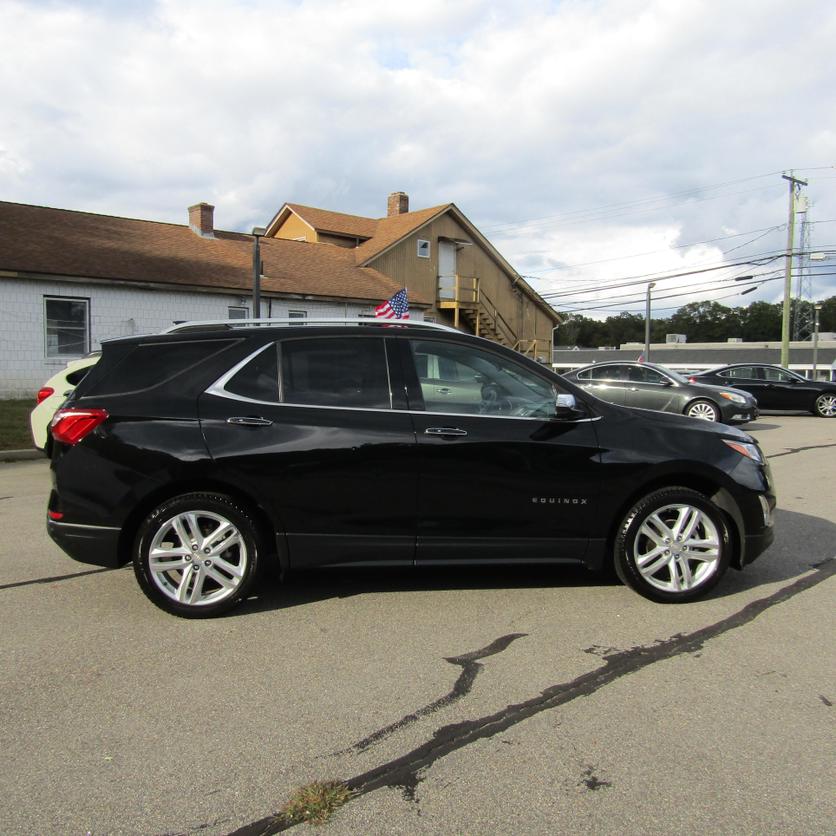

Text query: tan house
(267, 192), (559, 360)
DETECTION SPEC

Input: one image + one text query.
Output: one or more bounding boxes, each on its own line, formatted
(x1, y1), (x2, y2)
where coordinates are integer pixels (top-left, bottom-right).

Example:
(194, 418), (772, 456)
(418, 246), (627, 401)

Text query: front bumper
(47, 519), (122, 568)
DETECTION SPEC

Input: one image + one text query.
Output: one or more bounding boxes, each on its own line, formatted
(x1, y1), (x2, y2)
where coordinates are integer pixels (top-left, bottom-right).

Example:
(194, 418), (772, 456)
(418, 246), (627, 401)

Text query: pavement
(0, 415), (834, 835)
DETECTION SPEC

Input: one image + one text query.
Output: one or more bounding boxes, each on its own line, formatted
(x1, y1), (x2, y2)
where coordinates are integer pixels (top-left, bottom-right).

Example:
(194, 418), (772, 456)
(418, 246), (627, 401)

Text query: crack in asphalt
(0, 566), (115, 591)
(336, 633), (527, 756)
(768, 442), (836, 459)
(227, 558), (835, 836)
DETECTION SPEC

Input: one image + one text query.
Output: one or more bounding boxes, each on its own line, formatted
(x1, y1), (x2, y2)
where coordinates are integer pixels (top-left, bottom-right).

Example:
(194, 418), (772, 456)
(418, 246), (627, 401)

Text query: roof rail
(163, 317), (460, 334)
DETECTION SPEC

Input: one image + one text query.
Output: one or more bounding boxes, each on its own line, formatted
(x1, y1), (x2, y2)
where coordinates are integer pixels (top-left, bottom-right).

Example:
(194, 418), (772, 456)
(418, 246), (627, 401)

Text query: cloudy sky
(2, 0), (835, 318)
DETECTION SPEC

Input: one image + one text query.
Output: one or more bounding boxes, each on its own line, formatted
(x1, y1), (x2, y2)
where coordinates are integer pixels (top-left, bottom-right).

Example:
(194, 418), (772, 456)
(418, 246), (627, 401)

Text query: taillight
(688, 376), (697, 383)
(36, 386), (55, 404)
(50, 408), (109, 445)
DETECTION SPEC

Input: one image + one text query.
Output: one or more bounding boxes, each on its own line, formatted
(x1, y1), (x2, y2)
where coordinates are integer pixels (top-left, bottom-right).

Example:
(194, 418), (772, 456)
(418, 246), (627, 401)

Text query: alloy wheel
(632, 503), (721, 593)
(815, 393), (836, 417)
(148, 510), (247, 607)
(686, 401), (719, 421)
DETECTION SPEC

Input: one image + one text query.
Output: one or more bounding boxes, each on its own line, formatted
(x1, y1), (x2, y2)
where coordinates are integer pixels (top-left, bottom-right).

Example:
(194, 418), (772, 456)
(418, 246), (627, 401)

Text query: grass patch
(0, 399), (34, 450)
(280, 780), (353, 826)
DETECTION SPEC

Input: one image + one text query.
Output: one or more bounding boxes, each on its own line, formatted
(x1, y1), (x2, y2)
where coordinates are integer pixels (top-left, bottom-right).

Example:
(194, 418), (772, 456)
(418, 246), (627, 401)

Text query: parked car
(46, 320), (775, 616)
(30, 354), (100, 452)
(689, 364), (836, 417)
(563, 361), (758, 424)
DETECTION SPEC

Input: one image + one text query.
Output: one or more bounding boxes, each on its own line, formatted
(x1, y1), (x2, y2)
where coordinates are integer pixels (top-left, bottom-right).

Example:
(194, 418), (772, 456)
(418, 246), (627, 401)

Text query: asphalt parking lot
(1, 415), (834, 835)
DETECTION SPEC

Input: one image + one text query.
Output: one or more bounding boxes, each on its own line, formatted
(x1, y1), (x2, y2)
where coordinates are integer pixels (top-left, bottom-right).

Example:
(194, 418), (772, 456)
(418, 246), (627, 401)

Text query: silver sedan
(563, 361), (758, 423)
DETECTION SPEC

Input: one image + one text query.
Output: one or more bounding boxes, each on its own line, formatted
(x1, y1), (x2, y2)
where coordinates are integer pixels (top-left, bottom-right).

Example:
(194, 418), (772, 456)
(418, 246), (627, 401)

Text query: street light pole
(251, 226), (267, 319)
(812, 303), (823, 379)
(644, 282), (656, 361)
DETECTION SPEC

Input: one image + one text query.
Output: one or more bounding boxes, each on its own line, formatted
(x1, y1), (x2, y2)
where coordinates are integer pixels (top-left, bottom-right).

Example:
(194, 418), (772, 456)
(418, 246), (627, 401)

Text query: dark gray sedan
(563, 361), (758, 424)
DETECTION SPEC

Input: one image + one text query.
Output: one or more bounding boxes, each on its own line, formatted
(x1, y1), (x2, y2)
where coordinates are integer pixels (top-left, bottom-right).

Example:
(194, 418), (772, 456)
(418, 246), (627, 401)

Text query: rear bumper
(47, 519), (122, 568)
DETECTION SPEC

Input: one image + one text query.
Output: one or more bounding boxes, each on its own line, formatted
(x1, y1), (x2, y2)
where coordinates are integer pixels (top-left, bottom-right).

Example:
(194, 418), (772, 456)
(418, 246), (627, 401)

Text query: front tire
(685, 399), (720, 422)
(614, 487), (730, 603)
(814, 393), (836, 417)
(133, 492), (261, 618)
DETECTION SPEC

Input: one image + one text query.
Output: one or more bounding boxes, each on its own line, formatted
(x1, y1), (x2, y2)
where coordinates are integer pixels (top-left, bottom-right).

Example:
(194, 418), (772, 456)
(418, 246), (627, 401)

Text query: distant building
(553, 340), (836, 381)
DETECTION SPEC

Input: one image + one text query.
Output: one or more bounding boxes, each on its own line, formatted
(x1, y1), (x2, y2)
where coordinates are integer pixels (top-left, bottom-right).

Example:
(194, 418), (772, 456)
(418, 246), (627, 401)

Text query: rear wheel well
(117, 480), (281, 570)
(603, 474), (741, 571)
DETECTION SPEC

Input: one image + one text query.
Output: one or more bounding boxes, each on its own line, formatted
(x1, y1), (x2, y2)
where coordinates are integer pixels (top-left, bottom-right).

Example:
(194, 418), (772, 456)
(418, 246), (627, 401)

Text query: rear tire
(614, 487), (730, 603)
(133, 492), (261, 618)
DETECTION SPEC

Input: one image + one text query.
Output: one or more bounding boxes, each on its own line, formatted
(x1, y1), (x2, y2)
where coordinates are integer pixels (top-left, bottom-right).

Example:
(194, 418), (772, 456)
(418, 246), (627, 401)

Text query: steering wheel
(479, 384), (512, 415)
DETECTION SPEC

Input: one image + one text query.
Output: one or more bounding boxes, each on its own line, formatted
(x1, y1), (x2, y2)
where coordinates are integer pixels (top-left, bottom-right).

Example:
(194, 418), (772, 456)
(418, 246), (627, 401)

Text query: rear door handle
(425, 426), (468, 437)
(227, 416), (273, 426)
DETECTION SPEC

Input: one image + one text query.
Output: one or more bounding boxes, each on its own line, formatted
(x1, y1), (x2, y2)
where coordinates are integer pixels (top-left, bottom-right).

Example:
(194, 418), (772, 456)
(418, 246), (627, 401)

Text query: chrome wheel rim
(633, 504), (720, 593)
(148, 511), (247, 607)
(816, 394), (836, 417)
(687, 402), (718, 421)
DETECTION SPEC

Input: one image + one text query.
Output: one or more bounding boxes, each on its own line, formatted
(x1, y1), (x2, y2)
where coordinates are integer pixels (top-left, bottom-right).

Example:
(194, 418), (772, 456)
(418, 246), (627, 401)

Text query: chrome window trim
(204, 387), (600, 423)
(207, 337), (395, 410)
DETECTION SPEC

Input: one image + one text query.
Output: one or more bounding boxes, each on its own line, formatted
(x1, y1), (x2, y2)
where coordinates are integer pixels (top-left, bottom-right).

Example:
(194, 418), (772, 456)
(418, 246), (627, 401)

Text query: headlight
(723, 439), (764, 464)
(719, 391), (747, 405)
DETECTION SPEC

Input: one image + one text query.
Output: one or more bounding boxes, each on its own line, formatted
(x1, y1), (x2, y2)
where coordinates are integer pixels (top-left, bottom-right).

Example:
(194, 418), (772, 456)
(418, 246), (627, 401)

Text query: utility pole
(781, 173), (807, 367)
(644, 282), (655, 361)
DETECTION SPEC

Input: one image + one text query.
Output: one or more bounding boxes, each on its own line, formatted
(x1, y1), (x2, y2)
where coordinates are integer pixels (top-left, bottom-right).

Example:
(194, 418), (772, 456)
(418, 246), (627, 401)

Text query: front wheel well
(116, 480), (282, 570)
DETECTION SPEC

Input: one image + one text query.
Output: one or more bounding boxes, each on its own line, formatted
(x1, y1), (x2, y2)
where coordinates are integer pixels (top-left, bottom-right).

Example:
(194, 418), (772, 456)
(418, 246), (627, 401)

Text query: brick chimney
(387, 192), (409, 217)
(188, 202), (215, 237)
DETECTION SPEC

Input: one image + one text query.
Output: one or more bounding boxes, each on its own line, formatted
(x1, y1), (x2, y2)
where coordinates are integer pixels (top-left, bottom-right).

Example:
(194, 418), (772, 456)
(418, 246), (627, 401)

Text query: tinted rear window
(94, 340), (236, 395)
(280, 337), (391, 408)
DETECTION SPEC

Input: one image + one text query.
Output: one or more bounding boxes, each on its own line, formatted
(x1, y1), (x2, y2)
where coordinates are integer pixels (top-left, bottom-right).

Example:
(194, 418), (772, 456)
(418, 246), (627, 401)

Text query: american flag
(375, 288), (410, 320)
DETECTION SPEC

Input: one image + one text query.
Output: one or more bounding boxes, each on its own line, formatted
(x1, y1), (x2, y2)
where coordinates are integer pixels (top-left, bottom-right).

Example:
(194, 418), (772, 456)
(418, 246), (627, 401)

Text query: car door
(198, 335), (417, 568)
(624, 366), (678, 411)
(401, 338), (601, 563)
(716, 366), (762, 403)
(760, 366), (807, 409)
(575, 365), (628, 405)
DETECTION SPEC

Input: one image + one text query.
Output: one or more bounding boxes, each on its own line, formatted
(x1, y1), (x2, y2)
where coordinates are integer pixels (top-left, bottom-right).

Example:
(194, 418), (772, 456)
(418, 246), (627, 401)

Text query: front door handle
(435, 387), (452, 395)
(227, 416), (273, 426)
(425, 426), (468, 437)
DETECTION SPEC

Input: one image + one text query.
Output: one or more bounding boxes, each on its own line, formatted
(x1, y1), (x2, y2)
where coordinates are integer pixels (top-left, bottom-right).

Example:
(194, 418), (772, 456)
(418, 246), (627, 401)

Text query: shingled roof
(0, 201), (429, 305)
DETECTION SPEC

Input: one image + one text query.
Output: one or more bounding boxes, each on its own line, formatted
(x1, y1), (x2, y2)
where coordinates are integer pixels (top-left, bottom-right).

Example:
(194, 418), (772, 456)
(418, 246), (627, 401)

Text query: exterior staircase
(436, 274), (550, 359)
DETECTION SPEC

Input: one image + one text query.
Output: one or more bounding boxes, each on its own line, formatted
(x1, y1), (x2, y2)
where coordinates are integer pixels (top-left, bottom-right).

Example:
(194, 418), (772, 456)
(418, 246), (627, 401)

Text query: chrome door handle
(435, 387), (452, 394)
(629, 387), (639, 391)
(425, 427), (468, 437)
(227, 416), (273, 426)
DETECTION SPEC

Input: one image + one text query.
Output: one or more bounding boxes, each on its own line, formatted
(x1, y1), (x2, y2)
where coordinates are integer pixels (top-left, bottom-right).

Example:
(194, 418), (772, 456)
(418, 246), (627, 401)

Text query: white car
(30, 355), (100, 451)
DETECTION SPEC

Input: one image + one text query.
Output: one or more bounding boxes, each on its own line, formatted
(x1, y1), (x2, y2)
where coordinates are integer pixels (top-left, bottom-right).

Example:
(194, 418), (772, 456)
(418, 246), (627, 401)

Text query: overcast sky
(2, 0), (835, 318)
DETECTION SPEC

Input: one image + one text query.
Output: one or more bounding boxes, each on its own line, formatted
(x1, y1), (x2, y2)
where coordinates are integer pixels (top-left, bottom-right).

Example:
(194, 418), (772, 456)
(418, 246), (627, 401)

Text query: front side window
(44, 296), (89, 358)
(280, 337), (391, 408)
(762, 366), (796, 382)
(630, 366), (666, 384)
(410, 339), (557, 416)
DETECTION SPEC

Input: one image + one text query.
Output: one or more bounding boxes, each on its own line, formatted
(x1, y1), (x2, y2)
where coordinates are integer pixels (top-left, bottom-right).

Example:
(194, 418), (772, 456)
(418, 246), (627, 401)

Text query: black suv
(47, 320), (776, 617)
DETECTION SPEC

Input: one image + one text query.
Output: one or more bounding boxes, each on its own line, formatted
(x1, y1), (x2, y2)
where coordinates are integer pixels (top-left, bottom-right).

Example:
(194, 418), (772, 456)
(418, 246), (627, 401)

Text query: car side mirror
(554, 393), (584, 420)
(660, 379), (673, 387)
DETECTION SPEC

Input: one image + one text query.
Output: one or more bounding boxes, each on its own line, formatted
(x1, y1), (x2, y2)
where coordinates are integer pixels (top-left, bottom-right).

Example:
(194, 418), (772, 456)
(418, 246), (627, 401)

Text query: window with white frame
(228, 306), (249, 319)
(44, 296), (89, 358)
(417, 239), (430, 258)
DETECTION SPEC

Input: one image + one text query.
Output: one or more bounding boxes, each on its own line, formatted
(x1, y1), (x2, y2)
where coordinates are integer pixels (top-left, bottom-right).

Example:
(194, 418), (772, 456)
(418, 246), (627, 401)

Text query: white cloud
(1, 0), (835, 311)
